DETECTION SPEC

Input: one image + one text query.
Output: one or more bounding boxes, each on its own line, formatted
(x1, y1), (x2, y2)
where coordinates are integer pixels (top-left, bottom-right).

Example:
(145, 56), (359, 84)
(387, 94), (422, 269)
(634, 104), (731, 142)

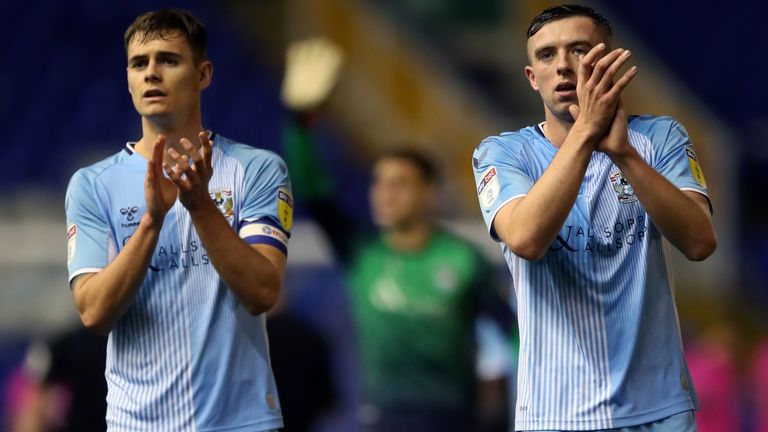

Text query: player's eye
(162, 59), (178, 66)
(130, 60), (147, 69)
(572, 47), (587, 56)
(538, 51), (554, 61)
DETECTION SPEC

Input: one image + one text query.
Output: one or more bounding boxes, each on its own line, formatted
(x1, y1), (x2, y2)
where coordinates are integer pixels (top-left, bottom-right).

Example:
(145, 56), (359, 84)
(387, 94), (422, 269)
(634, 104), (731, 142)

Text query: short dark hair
(124, 9), (208, 63)
(376, 148), (438, 184)
(526, 4), (612, 39)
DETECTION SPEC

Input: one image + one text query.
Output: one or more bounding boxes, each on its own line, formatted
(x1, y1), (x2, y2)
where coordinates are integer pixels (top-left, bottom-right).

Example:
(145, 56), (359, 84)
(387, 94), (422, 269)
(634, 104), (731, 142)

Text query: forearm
(612, 148), (716, 260)
(189, 200), (281, 314)
(73, 214), (161, 334)
(498, 125), (596, 259)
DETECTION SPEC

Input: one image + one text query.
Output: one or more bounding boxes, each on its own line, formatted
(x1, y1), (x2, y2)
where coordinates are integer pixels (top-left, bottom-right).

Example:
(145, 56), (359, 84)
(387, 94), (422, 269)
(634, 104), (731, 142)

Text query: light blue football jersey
(65, 133), (292, 431)
(472, 116), (708, 431)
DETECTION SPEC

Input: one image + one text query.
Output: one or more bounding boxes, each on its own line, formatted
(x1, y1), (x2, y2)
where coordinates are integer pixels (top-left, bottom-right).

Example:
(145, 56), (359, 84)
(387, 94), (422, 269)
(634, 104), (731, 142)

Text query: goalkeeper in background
(281, 38), (513, 432)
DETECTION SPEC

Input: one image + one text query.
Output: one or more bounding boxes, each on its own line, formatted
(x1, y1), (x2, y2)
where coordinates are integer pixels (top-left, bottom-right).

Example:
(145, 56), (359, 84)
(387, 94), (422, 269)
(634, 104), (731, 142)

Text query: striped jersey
(65, 133), (292, 431)
(472, 115), (707, 431)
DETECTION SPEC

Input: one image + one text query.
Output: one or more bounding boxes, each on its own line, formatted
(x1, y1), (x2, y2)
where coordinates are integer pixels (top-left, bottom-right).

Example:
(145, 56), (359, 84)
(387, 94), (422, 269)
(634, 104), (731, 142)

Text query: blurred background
(0, 0), (766, 431)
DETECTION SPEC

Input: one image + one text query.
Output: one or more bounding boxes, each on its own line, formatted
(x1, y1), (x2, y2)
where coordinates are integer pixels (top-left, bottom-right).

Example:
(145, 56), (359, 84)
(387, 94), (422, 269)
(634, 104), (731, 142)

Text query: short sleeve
(237, 152), (294, 255)
(651, 118), (710, 198)
(472, 135), (534, 241)
(65, 170), (111, 284)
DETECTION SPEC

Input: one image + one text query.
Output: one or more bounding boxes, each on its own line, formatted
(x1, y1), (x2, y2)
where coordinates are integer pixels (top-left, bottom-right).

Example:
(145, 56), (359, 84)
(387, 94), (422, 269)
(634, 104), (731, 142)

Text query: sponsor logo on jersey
(120, 206), (139, 221)
(277, 187), (293, 231)
(478, 166), (500, 209)
(210, 188), (234, 220)
(549, 215), (648, 254)
(685, 147), (707, 188)
(119, 206), (141, 228)
(148, 240), (210, 272)
(261, 224), (289, 246)
(609, 169), (638, 204)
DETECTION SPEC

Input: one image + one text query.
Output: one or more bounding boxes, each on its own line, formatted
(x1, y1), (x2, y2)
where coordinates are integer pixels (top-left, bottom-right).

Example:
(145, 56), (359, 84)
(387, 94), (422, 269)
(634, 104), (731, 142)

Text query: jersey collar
(124, 130), (216, 156)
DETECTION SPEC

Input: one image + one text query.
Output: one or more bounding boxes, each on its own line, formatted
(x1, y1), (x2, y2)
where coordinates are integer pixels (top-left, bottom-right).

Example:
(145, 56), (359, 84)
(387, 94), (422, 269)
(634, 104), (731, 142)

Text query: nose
(555, 50), (574, 77)
(144, 59), (161, 83)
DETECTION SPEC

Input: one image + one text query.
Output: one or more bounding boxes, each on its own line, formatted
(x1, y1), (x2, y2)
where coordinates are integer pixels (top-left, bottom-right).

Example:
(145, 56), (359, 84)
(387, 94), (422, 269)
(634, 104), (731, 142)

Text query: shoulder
(430, 230), (492, 280)
(66, 150), (130, 195)
(214, 134), (287, 171)
(432, 229), (484, 260)
(628, 114), (688, 139)
(473, 126), (541, 169)
(475, 127), (538, 157)
(349, 233), (387, 265)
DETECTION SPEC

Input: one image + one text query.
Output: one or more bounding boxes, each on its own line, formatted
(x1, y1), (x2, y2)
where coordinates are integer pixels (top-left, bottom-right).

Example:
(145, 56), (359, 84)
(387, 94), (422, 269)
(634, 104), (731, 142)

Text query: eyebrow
(128, 51), (184, 63)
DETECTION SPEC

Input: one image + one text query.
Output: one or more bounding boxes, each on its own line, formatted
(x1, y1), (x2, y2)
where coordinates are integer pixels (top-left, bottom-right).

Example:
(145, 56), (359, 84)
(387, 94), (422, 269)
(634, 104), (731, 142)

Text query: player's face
(370, 158), (433, 230)
(524, 16), (609, 123)
(126, 33), (211, 125)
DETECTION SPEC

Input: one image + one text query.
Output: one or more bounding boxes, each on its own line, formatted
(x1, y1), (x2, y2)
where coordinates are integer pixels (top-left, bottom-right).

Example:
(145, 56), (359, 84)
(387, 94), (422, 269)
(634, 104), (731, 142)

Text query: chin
(142, 111), (174, 125)
(550, 107), (576, 123)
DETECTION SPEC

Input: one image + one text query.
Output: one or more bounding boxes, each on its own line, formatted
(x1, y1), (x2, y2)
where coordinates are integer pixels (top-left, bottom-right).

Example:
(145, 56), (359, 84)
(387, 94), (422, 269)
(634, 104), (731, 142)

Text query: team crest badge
(277, 187), (294, 231)
(610, 169), (638, 204)
(210, 189), (234, 219)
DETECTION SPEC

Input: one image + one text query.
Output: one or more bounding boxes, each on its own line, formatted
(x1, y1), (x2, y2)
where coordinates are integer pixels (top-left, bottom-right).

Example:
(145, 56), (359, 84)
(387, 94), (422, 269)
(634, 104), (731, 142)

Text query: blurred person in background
(281, 38), (512, 432)
(472, 4), (716, 431)
(748, 333), (768, 431)
(684, 323), (744, 432)
(65, 9), (292, 431)
(6, 328), (107, 432)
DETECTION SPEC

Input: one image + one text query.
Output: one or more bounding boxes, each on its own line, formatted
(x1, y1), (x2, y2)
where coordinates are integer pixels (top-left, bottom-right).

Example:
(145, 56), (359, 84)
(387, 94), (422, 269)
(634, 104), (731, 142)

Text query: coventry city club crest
(609, 169), (638, 204)
(210, 188), (234, 219)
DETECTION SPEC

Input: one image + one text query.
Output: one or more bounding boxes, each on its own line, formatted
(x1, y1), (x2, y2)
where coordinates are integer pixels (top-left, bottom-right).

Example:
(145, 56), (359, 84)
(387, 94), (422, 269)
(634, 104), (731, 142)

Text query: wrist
(609, 146), (641, 169)
(140, 213), (164, 232)
(570, 120), (602, 144)
(565, 122), (602, 154)
(186, 196), (218, 220)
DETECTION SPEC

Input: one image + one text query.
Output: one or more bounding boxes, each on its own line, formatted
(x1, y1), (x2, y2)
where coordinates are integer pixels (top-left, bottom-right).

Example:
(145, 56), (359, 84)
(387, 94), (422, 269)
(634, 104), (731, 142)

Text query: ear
(198, 61), (213, 90)
(524, 65), (539, 91)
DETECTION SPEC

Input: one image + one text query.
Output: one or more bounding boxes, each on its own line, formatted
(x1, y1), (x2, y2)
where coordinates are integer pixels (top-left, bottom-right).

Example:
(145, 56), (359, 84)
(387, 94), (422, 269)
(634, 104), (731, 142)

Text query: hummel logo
(120, 206), (139, 222)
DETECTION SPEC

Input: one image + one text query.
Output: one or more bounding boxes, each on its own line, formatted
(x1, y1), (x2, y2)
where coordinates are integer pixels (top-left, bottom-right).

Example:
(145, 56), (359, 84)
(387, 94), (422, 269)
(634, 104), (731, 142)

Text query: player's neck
(384, 221), (432, 252)
(541, 112), (575, 148)
(135, 115), (205, 161)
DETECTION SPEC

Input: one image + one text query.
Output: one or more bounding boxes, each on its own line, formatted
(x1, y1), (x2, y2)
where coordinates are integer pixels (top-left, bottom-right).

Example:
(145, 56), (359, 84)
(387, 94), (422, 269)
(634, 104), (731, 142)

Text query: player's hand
(164, 131), (214, 212)
(595, 100), (633, 158)
(144, 135), (178, 227)
(569, 43), (637, 140)
(282, 37), (344, 111)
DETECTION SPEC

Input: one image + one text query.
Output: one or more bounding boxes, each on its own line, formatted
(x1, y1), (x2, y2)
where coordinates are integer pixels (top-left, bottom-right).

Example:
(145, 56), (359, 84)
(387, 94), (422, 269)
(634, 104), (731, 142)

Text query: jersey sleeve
(650, 117), (710, 201)
(65, 169), (112, 284)
(237, 152), (294, 255)
(472, 135), (534, 241)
